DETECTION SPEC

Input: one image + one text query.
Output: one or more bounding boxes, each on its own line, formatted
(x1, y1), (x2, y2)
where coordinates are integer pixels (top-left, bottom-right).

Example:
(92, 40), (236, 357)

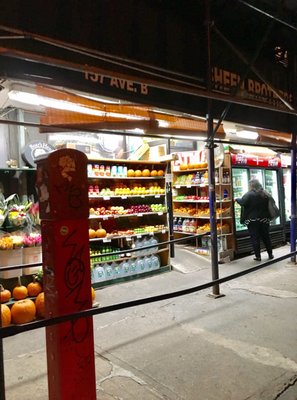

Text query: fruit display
(89, 182), (165, 196)
(172, 153), (235, 258)
(87, 160), (169, 285)
(88, 164), (165, 178)
(89, 203), (166, 217)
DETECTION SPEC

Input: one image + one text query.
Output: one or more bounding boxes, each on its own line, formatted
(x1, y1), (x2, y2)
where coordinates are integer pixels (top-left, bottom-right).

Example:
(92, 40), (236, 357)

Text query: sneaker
(253, 257), (261, 261)
(268, 255), (274, 260)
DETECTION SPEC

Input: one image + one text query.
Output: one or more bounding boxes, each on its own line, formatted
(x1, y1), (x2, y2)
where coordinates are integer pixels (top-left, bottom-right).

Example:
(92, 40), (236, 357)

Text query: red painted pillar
(36, 149), (96, 400)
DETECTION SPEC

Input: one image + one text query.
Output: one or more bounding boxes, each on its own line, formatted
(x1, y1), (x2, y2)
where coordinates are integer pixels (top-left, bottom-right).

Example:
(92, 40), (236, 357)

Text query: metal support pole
(205, 0), (222, 297)
(167, 139), (175, 258)
(290, 131), (297, 263)
(206, 139), (221, 297)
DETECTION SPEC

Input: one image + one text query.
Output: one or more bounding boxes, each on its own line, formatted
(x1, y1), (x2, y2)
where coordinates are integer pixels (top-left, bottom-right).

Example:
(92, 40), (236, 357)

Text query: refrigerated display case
(231, 152), (286, 255)
(282, 168), (291, 222)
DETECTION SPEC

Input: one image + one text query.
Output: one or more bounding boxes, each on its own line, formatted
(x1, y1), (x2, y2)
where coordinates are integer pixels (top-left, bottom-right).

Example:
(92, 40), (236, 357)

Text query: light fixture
(8, 90), (148, 121)
(236, 129), (259, 140)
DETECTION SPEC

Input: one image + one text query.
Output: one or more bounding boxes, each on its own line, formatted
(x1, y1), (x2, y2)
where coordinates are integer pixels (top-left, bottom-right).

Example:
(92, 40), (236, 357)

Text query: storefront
(0, 1), (297, 289)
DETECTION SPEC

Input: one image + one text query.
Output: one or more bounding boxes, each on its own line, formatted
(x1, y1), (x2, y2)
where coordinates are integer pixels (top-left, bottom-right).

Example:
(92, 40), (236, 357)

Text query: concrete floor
(3, 244), (297, 399)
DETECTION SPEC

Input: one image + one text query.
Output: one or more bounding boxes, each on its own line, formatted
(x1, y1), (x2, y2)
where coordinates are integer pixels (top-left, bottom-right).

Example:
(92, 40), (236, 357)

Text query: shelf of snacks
(87, 159), (170, 286)
(172, 151), (235, 261)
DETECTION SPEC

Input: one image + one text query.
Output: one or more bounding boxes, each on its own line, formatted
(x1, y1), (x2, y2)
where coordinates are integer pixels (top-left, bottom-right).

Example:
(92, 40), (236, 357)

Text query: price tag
(121, 196), (127, 199)
(126, 237), (132, 241)
(176, 185), (181, 188)
(113, 215), (119, 218)
(162, 229), (166, 234)
(186, 185), (192, 188)
(137, 235), (142, 239)
(103, 196), (111, 200)
(137, 213), (143, 217)
(102, 215), (109, 220)
(103, 238), (111, 243)
(141, 195), (145, 198)
(149, 232), (154, 236)
(155, 195), (160, 198)
(157, 212), (163, 215)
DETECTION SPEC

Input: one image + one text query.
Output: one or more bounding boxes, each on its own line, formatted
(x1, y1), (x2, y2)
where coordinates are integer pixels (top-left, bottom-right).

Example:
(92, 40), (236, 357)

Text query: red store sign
(231, 153), (281, 168)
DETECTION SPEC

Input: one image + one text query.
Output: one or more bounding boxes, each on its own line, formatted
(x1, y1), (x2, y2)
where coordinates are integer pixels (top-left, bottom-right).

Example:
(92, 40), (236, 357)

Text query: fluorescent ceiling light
(8, 90), (147, 121)
(236, 130), (258, 140)
(157, 120), (169, 128)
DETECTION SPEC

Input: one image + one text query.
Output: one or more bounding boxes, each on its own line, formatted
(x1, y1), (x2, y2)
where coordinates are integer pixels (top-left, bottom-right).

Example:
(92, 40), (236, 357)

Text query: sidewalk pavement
(3, 243), (297, 400)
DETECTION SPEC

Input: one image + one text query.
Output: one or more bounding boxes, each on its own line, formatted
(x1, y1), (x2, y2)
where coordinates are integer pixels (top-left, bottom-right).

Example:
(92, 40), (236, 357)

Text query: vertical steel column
(205, 0), (221, 296)
(167, 139), (175, 258)
(290, 131), (297, 263)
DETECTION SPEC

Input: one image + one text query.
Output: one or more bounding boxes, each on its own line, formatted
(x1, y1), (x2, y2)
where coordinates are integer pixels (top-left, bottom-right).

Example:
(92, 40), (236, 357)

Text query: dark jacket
(237, 189), (270, 221)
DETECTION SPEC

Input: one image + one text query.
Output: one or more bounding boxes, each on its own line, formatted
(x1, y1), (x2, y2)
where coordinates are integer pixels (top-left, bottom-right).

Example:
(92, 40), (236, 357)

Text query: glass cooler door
(264, 169), (280, 225)
(232, 168), (249, 231)
(282, 168), (291, 222)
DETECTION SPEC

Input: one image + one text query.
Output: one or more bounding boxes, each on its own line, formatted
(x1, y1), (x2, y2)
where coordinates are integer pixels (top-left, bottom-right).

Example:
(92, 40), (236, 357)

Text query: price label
(103, 238), (111, 243)
(149, 232), (154, 236)
(103, 196), (111, 200)
(155, 195), (160, 198)
(137, 235), (142, 239)
(162, 229), (166, 234)
(137, 213), (143, 217)
(126, 237), (132, 241)
(186, 185), (192, 188)
(158, 212), (163, 215)
(102, 215), (109, 220)
(175, 185), (181, 188)
(141, 195), (145, 198)
(121, 196), (127, 199)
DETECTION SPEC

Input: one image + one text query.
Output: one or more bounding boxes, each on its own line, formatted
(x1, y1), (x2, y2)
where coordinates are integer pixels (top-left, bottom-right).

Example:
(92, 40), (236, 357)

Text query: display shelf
(88, 176), (165, 180)
(89, 211), (167, 220)
(89, 194), (165, 199)
(89, 229), (168, 242)
(87, 159), (171, 285)
(173, 199), (233, 203)
(172, 152), (235, 260)
(90, 247), (168, 265)
(173, 230), (232, 237)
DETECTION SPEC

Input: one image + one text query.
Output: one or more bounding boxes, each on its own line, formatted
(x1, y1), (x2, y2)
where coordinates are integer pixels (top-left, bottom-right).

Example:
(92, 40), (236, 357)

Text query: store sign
(22, 141), (54, 167)
(0, 56), (294, 133)
(212, 67), (293, 110)
(84, 71), (149, 96)
(231, 153), (281, 167)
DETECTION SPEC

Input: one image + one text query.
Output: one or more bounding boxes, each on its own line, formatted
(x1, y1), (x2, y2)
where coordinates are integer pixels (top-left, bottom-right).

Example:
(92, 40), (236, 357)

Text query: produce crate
(0, 249), (22, 278)
(22, 247), (42, 275)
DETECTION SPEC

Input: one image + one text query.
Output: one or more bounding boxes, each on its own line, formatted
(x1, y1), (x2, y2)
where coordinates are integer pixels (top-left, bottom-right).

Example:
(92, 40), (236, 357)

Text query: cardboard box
(0, 249), (23, 278)
(22, 246), (42, 275)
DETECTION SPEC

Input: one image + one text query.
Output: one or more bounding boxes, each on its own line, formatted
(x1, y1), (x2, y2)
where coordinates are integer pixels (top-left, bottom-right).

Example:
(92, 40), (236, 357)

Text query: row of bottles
(91, 255), (161, 283)
(90, 236), (159, 264)
(173, 218), (197, 233)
